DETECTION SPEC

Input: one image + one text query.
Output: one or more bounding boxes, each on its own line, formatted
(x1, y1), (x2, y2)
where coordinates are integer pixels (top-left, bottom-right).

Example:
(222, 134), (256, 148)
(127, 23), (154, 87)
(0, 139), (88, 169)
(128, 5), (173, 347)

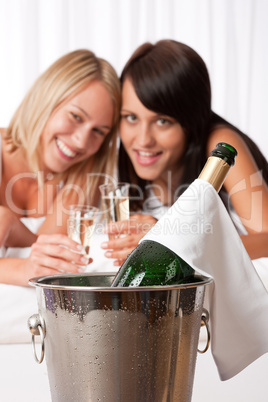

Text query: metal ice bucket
(28, 273), (212, 402)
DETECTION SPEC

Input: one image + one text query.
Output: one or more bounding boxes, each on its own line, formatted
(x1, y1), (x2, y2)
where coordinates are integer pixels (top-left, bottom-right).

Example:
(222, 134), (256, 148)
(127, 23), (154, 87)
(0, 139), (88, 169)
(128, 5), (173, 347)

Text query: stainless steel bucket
(28, 273), (212, 402)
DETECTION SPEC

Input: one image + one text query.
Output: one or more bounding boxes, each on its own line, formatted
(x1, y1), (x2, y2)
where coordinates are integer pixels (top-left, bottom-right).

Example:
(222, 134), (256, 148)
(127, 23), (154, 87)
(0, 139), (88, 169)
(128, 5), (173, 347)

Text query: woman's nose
(136, 124), (155, 147)
(72, 127), (90, 149)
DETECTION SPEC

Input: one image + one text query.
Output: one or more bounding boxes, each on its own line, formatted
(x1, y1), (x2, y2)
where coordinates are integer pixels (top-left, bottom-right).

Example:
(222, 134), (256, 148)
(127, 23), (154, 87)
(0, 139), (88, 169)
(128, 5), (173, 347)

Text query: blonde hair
(6, 49), (121, 205)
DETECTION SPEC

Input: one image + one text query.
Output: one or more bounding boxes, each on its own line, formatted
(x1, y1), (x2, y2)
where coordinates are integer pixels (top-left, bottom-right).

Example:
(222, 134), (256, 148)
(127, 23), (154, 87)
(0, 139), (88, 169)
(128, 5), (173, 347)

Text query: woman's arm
(0, 206), (37, 247)
(207, 129), (268, 259)
(241, 233), (268, 260)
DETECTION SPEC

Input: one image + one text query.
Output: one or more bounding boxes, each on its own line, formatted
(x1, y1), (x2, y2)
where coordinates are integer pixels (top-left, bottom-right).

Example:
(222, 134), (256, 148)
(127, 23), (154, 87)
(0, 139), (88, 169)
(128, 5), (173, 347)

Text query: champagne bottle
(111, 142), (237, 287)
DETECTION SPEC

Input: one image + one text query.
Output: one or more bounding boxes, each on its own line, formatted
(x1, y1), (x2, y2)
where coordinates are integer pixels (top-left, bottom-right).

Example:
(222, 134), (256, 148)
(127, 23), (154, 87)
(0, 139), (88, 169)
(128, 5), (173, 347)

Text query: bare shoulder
(0, 129), (11, 152)
(207, 127), (250, 157)
(207, 126), (265, 189)
(207, 127), (261, 174)
(0, 128), (7, 146)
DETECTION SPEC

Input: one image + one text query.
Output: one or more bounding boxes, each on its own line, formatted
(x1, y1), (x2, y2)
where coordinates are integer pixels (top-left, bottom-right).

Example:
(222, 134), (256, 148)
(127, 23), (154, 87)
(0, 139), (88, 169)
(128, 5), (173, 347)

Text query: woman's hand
(0, 234), (92, 287)
(101, 214), (157, 266)
(28, 233), (91, 272)
(14, 234), (91, 286)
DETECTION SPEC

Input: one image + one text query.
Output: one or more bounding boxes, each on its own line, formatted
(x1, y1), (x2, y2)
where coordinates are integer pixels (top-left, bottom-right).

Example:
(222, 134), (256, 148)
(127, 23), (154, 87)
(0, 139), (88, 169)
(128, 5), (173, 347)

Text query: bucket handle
(198, 308), (210, 354)
(27, 314), (46, 364)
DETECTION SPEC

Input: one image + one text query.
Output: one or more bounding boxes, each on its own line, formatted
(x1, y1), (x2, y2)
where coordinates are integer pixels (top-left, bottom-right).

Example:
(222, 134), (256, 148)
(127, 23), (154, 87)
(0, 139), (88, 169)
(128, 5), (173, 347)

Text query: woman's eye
(121, 114), (137, 123)
(71, 112), (82, 122)
(157, 118), (170, 126)
(93, 128), (106, 136)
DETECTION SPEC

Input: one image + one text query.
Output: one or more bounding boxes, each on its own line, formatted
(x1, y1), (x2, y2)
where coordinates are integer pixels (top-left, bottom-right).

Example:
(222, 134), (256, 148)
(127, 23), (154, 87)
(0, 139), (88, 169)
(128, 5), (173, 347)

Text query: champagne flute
(67, 205), (99, 259)
(99, 182), (130, 240)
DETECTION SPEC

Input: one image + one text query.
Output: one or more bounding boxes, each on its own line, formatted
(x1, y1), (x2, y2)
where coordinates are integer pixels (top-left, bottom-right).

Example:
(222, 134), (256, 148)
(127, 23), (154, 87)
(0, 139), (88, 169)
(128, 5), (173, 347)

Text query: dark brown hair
(119, 40), (268, 209)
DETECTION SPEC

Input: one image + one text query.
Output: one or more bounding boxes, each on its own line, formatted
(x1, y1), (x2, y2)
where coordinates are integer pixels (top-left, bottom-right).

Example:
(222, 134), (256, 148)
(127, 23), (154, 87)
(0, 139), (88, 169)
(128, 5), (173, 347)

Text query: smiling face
(120, 79), (187, 186)
(41, 80), (114, 174)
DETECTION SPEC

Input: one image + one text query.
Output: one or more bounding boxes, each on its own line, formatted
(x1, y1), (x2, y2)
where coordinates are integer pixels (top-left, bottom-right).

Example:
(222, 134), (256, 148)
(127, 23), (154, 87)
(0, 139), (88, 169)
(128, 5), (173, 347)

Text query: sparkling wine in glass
(67, 205), (99, 258)
(99, 183), (130, 239)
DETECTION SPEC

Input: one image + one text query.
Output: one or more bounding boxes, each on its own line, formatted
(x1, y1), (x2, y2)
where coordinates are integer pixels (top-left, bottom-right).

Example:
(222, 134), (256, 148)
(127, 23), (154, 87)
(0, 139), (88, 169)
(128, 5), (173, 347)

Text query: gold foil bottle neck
(198, 156), (230, 192)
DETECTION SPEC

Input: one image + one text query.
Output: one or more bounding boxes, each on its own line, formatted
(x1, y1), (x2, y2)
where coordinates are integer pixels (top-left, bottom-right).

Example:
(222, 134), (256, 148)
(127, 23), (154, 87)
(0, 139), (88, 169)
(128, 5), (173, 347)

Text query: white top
(143, 187), (247, 235)
(142, 188), (169, 220)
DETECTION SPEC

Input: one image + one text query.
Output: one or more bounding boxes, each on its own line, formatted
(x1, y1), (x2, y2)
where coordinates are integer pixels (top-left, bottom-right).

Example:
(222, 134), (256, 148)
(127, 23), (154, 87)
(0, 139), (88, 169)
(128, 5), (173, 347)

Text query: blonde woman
(0, 49), (121, 286)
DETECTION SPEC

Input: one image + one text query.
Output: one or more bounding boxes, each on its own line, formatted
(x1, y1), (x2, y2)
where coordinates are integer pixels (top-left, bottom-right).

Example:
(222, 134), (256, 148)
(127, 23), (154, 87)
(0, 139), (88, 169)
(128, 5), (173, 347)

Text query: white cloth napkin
(142, 178), (268, 380)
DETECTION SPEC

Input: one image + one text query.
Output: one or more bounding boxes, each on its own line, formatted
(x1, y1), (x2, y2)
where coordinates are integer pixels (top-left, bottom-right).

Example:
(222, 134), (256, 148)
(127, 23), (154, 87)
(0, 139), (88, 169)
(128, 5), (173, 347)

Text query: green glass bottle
(111, 142), (237, 287)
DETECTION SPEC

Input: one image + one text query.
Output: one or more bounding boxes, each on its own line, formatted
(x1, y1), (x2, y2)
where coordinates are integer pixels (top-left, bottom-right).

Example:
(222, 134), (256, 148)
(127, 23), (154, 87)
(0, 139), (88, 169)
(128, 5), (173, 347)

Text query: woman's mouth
(56, 138), (77, 159)
(135, 150), (162, 166)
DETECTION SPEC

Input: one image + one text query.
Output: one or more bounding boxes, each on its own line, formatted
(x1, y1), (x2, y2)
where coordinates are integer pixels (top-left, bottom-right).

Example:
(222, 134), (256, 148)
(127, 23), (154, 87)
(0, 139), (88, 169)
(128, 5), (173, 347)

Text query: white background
(0, 0), (267, 158)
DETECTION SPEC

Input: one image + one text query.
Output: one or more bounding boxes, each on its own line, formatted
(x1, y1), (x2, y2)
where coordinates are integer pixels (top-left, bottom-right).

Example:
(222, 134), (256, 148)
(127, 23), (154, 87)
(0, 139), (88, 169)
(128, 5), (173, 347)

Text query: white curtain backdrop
(0, 0), (267, 157)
